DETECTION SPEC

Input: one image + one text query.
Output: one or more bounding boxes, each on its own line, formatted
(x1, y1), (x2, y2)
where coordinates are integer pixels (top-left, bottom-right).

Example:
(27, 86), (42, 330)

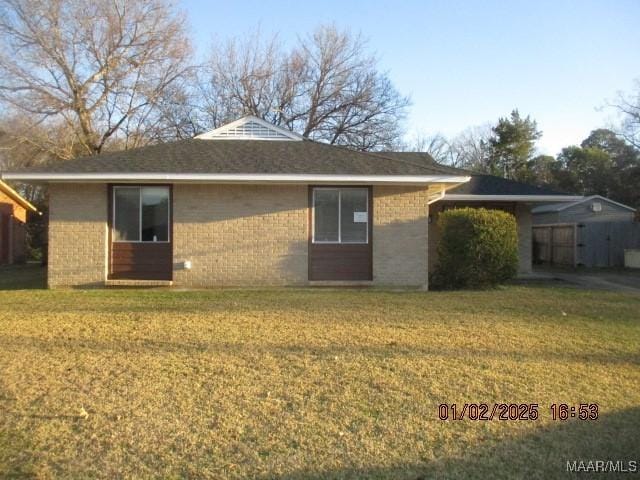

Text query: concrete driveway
(532, 267), (640, 294)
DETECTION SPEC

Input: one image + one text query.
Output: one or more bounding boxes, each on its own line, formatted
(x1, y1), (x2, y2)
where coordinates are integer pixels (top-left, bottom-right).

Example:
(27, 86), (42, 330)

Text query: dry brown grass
(0, 273), (639, 479)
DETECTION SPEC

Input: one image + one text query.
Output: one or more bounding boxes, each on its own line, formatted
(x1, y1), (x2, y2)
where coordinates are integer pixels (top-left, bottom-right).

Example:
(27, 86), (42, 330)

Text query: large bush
(434, 207), (518, 289)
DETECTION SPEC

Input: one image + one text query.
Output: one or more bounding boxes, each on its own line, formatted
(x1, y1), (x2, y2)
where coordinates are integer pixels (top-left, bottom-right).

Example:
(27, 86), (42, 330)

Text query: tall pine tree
(487, 110), (542, 181)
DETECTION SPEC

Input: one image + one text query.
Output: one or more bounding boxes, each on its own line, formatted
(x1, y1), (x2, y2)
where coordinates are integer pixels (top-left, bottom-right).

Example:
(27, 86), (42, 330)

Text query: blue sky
(182, 0), (640, 154)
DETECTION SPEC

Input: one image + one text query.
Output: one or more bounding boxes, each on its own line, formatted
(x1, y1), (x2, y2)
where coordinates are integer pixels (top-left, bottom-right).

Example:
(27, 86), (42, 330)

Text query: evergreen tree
(487, 110), (542, 181)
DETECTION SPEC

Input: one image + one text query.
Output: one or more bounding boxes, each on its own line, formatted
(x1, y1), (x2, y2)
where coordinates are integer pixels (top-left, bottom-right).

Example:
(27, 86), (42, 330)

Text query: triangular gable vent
(195, 115), (303, 141)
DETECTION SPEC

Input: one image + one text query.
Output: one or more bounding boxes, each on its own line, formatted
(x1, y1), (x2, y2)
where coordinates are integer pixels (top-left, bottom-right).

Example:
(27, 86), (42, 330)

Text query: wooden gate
(533, 224), (576, 266)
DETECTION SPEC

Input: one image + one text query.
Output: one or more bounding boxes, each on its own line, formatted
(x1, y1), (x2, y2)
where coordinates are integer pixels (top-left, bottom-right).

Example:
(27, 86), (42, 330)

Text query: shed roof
(532, 195), (636, 214)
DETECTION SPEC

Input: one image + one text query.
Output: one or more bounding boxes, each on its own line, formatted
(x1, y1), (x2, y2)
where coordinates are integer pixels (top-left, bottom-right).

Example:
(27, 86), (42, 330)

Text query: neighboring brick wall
(48, 183), (107, 288)
(172, 184), (308, 287)
(10, 218), (26, 264)
(14, 204), (27, 224)
(0, 190), (27, 222)
(0, 191), (27, 265)
(516, 203), (532, 273)
(372, 186), (429, 288)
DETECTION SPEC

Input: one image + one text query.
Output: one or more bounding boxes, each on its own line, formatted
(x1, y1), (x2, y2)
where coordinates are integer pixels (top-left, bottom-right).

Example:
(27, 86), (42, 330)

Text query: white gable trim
(551, 195), (636, 212)
(195, 115), (303, 141)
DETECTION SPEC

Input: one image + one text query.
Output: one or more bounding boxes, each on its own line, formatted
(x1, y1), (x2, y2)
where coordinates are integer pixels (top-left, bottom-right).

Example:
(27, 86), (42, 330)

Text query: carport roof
(380, 152), (582, 201)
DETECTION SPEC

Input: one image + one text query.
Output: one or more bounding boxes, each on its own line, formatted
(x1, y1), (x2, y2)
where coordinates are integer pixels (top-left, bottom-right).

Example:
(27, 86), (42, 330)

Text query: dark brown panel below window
(110, 242), (172, 280)
(308, 244), (372, 281)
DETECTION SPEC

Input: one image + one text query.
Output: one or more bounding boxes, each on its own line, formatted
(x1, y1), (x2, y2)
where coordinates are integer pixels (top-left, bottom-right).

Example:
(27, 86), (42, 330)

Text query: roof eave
(1, 172), (471, 186)
(0, 180), (38, 212)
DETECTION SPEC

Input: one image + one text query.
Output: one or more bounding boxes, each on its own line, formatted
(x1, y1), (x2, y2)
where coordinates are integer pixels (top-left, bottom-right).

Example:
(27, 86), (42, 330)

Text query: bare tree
(202, 31), (302, 129)
(612, 79), (640, 149)
(0, 0), (192, 158)
(201, 26), (410, 151)
(403, 133), (451, 164)
(448, 125), (493, 171)
(0, 115), (74, 209)
(403, 125), (492, 170)
(0, 115), (74, 167)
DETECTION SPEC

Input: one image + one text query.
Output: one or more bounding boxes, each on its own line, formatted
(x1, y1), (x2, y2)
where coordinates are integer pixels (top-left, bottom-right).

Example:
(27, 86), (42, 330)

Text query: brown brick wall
(48, 183), (107, 287)
(372, 186), (429, 288)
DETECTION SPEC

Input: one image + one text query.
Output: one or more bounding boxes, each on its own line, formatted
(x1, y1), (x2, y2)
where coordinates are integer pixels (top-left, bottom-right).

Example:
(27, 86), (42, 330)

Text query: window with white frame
(113, 186), (170, 242)
(312, 188), (368, 244)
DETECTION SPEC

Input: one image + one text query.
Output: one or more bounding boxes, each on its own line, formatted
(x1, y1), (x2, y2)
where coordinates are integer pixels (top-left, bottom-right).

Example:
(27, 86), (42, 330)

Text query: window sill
(105, 279), (173, 288)
(308, 280), (373, 287)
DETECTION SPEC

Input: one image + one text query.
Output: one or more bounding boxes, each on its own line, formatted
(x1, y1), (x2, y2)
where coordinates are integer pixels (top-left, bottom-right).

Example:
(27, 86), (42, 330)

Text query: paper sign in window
(353, 211), (368, 223)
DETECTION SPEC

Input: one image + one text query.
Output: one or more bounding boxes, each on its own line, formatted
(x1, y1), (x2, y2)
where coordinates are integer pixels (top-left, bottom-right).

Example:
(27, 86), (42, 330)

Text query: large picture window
(113, 186), (170, 242)
(312, 188), (368, 244)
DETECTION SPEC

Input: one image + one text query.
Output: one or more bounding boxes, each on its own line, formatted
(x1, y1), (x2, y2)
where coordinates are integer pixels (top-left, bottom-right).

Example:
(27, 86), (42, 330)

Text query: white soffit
(444, 194), (584, 202)
(195, 115), (303, 141)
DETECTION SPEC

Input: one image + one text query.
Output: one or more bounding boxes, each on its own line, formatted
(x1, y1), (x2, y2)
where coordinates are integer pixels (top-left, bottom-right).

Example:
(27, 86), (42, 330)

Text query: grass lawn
(0, 267), (639, 479)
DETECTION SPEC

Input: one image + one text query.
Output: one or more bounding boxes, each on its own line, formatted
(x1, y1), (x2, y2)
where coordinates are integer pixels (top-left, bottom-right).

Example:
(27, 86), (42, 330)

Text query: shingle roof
(6, 137), (575, 198)
(377, 152), (466, 175)
(9, 139), (458, 177)
(380, 152), (574, 196)
(448, 174), (569, 196)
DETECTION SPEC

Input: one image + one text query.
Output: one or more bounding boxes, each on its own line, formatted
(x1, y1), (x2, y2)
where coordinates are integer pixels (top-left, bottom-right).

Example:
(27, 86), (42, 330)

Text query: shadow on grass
(0, 264), (46, 290)
(0, 377), (37, 478)
(0, 430), (35, 479)
(260, 406), (640, 480)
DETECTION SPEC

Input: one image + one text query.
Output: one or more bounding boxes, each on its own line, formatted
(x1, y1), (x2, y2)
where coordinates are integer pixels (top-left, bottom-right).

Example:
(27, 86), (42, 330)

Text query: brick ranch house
(0, 180), (37, 264)
(1, 116), (580, 288)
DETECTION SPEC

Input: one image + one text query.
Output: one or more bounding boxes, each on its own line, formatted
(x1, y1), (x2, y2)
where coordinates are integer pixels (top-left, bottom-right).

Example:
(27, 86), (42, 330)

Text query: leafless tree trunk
(0, 0), (192, 159)
(201, 25), (410, 151)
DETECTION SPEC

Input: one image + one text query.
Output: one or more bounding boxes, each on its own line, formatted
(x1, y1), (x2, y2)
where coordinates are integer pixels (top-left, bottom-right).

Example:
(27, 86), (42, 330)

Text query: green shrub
(433, 207), (518, 289)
